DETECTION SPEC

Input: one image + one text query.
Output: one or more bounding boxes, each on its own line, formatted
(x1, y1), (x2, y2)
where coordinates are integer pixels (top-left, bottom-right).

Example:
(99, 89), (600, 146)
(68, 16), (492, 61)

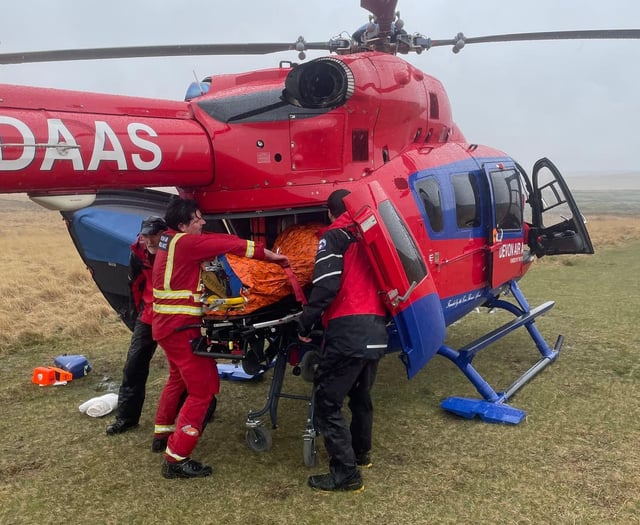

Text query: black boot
(106, 418), (138, 435)
(355, 451), (372, 468)
(162, 458), (213, 479)
(308, 470), (363, 492)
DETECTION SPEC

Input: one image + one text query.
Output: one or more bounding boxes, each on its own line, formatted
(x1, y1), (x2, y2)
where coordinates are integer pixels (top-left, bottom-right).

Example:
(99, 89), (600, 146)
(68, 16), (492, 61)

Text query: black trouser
(314, 353), (379, 483)
(116, 316), (157, 424)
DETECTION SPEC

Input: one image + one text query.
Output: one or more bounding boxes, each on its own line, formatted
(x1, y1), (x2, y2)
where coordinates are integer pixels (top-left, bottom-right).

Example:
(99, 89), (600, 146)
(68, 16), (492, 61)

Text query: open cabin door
(344, 181), (446, 379)
(61, 188), (172, 330)
(528, 158), (594, 257)
(483, 162), (526, 288)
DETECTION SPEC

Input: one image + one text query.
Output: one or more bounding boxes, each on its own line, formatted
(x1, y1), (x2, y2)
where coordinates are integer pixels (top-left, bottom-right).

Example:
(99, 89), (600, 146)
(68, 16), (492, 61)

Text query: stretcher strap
(283, 266), (307, 304)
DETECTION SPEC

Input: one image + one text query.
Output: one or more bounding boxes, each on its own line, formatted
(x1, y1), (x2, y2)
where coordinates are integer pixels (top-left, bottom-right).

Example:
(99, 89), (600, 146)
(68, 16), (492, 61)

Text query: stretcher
(193, 295), (322, 467)
(185, 223), (323, 465)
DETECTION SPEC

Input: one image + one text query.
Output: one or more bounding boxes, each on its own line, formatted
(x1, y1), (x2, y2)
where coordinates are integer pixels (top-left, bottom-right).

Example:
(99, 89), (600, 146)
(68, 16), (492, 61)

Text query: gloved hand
(297, 318), (312, 343)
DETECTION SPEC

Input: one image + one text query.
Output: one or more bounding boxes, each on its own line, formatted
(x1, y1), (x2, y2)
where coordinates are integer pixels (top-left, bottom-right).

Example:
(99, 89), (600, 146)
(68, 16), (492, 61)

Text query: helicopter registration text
(0, 116), (161, 171)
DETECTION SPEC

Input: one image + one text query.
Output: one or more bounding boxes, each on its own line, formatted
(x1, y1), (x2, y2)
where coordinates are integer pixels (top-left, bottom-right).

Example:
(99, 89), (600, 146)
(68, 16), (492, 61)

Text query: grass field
(1, 194), (639, 524)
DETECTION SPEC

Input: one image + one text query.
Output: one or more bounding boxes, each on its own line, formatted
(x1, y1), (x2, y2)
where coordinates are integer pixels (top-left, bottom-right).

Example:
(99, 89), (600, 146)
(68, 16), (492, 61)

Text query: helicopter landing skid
(438, 280), (563, 424)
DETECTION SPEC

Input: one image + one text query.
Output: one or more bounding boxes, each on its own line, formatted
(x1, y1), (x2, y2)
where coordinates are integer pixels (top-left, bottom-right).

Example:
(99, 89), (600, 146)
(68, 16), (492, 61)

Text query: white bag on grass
(78, 393), (118, 417)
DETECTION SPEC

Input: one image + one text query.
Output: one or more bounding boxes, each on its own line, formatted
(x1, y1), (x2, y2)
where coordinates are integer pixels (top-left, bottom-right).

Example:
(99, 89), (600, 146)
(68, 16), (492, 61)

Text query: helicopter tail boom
(0, 84), (213, 196)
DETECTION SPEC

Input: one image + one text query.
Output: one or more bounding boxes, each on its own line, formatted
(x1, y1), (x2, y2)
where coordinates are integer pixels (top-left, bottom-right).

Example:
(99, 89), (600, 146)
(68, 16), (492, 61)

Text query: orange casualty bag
(203, 223), (321, 317)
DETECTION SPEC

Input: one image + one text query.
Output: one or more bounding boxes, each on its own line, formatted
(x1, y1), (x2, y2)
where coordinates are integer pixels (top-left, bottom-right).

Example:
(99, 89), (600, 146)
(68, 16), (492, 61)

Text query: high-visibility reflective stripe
(316, 253), (343, 264)
(312, 270), (342, 284)
(153, 288), (194, 299)
(366, 344), (388, 349)
(165, 446), (188, 462)
(153, 291), (202, 302)
(164, 233), (186, 290)
(245, 240), (255, 258)
(154, 424), (176, 434)
(153, 303), (203, 316)
(154, 232), (203, 316)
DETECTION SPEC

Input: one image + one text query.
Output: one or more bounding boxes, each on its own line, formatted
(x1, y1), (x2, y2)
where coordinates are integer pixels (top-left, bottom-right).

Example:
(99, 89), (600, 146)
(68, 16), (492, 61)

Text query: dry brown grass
(586, 214), (640, 248)
(0, 196), (124, 352)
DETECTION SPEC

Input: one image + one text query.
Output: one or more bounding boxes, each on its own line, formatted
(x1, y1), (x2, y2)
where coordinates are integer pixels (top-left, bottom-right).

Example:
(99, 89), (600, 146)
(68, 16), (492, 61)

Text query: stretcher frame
(195, 303), (321, 467)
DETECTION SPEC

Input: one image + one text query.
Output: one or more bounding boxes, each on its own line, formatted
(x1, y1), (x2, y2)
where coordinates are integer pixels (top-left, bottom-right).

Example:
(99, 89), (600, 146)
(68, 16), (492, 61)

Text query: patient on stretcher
(201, 223), (322, 317)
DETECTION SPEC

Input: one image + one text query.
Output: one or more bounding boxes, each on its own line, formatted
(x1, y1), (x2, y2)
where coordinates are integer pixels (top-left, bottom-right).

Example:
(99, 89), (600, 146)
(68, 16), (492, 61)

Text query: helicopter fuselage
(0, 50), (593, 388)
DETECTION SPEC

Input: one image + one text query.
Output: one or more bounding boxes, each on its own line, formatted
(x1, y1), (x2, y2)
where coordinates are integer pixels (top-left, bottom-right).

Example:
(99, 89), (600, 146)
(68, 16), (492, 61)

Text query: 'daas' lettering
(128, 123), (161, 170)
(88, 121), (128, 170)
(41, 119), (83, 170)
(0, 116), (35, 170)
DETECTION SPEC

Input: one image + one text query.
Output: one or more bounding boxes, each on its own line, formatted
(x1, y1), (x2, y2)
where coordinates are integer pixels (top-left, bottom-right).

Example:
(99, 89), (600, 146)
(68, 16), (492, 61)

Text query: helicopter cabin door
(343, 180), (446, 379)
(528, 158), (594, 257)
(483, 163), (527, 288)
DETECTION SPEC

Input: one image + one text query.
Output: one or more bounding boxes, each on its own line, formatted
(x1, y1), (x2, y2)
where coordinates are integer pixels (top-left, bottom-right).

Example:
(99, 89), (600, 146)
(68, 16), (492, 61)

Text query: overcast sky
(2, 0), (639, 177)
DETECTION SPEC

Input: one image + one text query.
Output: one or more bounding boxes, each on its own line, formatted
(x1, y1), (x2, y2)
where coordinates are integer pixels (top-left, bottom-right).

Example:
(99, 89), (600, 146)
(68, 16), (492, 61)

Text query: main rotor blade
(0, 42), (334, 65)
(430, 29), (640, 50)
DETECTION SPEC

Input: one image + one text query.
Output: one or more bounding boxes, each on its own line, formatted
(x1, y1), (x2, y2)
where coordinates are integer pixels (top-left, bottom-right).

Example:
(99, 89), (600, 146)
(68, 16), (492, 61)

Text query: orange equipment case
(32, 366), (73, 386)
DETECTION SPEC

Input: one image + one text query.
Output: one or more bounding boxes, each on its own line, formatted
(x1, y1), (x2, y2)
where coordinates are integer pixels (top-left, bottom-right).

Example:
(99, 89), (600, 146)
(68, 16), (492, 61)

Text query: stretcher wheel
(300, 349), (321, 383)
(303, 437), (317, 467)
(242, 346), (263, 376)
(246, 426), (272, 452)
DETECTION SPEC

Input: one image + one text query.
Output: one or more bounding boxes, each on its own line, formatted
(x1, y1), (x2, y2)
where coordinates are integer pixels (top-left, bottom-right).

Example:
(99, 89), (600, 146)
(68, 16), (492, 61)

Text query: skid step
(458, 301), (554, 357)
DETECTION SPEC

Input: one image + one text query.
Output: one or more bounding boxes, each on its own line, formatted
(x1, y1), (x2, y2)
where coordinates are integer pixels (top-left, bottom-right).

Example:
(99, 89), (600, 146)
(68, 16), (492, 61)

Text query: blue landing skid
(440, 398), (526, 425)
(438, 280), (564, 425)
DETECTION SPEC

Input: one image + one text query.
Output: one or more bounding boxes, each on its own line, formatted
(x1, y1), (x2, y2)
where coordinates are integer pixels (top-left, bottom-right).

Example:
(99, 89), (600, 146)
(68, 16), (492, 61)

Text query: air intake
(283, 57), (354, 109)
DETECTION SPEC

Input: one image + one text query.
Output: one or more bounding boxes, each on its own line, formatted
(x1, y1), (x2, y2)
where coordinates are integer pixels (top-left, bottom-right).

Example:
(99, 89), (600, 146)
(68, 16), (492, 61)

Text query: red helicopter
(1, 0), (634, 455)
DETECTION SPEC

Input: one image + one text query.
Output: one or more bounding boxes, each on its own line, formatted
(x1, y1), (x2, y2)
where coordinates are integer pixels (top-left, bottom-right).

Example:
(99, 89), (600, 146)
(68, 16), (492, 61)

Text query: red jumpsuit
(152, 229), (266, 462)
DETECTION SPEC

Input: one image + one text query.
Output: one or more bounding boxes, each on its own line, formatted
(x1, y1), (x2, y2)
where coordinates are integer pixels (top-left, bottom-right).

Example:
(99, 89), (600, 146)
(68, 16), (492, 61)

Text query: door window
(490, 168), (523, 230)
(378, 200), (427, 285)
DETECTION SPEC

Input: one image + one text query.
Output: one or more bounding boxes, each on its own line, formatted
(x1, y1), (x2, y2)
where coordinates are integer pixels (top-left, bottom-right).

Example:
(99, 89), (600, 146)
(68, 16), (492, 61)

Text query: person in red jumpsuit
(152, 197), (289, 479)
(106, 216), (167, 436)
(298, 189), (389, 493)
